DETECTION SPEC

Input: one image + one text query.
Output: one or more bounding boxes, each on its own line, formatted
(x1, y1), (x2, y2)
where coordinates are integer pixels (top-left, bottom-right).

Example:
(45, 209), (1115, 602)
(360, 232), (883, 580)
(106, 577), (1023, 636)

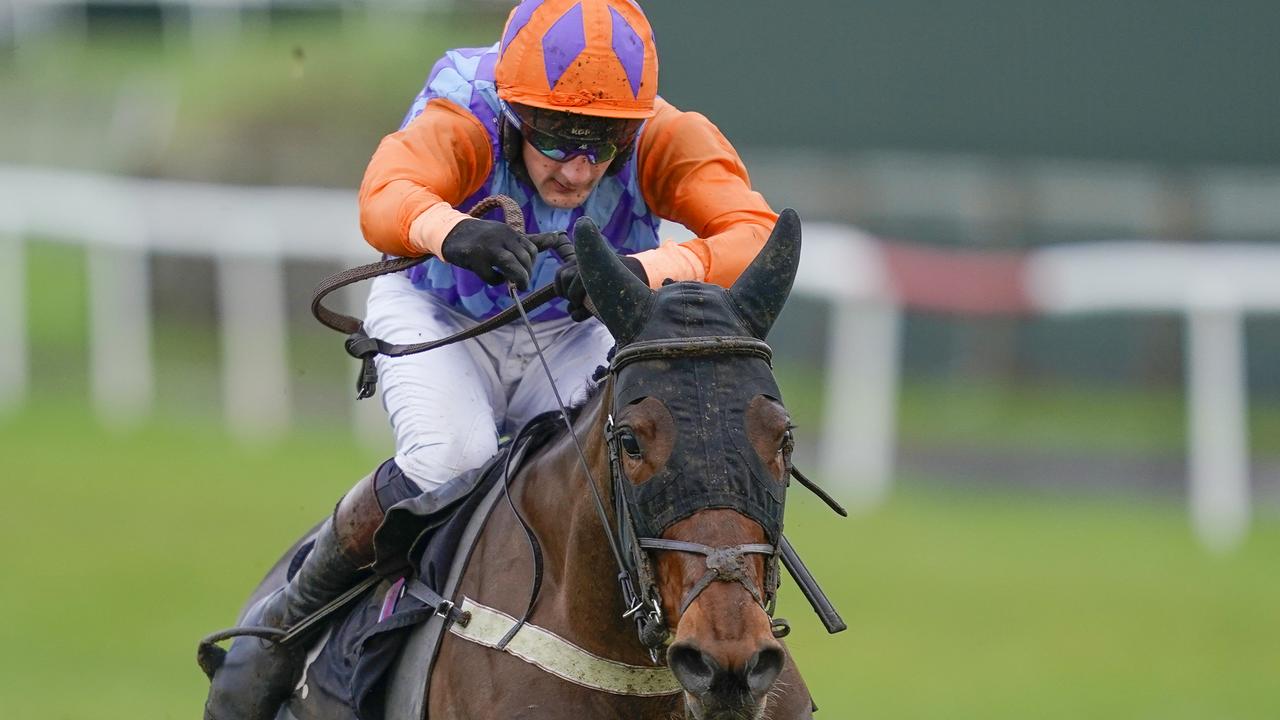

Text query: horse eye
(778, 428), (795, 455)
(619, 430), (643, 458)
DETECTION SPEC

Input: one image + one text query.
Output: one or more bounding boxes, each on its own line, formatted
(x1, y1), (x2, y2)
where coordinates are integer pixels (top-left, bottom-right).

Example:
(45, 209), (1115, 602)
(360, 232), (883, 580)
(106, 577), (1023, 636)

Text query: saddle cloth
(272, 412), (562, 720)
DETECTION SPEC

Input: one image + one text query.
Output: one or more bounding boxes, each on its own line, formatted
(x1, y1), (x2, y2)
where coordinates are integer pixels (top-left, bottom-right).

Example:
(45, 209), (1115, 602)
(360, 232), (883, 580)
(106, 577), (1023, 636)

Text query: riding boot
(203, 471), (385, 720)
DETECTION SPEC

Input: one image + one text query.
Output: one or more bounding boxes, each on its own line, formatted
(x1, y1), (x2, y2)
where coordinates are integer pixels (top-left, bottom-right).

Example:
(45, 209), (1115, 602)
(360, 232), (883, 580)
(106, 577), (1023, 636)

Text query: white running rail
(1, 163), (1274, 553)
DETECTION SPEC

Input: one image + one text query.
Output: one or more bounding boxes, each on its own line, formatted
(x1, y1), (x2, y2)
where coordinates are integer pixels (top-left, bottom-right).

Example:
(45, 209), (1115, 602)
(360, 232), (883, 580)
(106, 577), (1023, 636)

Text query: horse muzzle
(668, 635), (784, 720)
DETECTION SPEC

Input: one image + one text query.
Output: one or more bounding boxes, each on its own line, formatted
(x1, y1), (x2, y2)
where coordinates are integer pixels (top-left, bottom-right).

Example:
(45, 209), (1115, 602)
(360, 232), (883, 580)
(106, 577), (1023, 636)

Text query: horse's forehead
(612, 366), (785, 543)
(666, 508), (766, 544)
(631, 283), (751, 342)
(615, 354), (780, 410)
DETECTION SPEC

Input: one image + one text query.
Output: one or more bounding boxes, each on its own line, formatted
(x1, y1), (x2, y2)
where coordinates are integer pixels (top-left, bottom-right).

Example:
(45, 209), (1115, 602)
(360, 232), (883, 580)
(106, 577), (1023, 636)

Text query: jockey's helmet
(495, 0), (659, 119)
(495, 0), (657, 177)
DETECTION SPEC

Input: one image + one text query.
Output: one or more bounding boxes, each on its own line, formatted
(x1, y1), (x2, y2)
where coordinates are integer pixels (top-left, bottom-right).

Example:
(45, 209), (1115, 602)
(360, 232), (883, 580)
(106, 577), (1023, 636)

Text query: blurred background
(2, 0), (1279, 717)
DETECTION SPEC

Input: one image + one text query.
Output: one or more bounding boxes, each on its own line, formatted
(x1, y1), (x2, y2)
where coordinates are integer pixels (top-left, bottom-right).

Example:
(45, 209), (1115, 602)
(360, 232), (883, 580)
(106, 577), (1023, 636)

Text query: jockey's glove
(554, 254), (649, 322)
(440, 219), (539, 291)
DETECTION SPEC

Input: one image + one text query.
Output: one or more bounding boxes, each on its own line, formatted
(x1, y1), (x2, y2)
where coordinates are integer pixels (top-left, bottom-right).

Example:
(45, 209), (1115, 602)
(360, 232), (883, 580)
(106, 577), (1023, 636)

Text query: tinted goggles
(502, 102), (639, 165)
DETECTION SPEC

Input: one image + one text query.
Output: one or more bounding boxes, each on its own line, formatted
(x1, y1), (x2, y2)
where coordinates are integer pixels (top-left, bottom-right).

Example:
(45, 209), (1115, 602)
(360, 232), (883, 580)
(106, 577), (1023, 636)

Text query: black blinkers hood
(611, 283), (788, 543)
(574, 210), (803, 545)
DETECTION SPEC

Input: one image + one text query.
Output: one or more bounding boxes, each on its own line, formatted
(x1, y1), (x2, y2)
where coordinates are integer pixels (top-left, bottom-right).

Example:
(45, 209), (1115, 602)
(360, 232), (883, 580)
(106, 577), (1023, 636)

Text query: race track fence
(1, 163), (1273, 553)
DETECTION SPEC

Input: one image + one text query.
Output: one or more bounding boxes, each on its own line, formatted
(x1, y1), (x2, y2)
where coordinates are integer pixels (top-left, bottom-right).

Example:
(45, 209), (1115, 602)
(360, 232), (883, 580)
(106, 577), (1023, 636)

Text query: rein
(303, 193), (669, 658)
(509, 288), (804, 662)
(200, 198), (849, 695)
(308, 195), (575, 399)
(504, 284), (660, 655)
(303, 195), (848, 663)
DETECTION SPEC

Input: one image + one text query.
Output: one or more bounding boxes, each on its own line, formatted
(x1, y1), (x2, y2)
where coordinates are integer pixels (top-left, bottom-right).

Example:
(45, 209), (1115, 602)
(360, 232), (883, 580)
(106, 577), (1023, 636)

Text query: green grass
(899, 378), (1201, 454)
(784, 487), (1280, 719)
(2, 399), (1278, 719)
(0, 402), (384, 718)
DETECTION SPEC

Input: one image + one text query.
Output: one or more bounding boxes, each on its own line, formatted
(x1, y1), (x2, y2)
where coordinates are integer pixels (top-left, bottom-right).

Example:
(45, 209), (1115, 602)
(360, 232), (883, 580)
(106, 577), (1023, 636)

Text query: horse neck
(517, 383), (645, 653)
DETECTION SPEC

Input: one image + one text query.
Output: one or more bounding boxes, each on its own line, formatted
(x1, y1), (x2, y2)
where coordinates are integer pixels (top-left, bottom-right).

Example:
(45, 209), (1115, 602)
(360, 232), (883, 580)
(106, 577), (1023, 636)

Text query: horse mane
(569, 375), (607, 420)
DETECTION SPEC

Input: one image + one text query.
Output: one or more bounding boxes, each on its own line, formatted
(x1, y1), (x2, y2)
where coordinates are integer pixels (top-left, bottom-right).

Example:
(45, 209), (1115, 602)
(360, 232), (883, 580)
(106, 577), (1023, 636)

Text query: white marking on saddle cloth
(448, 597), (681, 697)
(294, 626), (333, 701)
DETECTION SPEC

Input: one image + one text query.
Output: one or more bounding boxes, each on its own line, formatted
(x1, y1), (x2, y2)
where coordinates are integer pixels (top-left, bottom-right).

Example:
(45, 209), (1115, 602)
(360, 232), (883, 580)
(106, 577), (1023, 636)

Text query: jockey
(204, 1), (777, 717)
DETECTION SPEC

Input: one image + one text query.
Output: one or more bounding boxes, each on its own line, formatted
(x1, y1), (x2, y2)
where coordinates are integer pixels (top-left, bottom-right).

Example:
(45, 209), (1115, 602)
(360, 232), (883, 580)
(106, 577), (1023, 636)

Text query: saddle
(242, 412), (561, 720)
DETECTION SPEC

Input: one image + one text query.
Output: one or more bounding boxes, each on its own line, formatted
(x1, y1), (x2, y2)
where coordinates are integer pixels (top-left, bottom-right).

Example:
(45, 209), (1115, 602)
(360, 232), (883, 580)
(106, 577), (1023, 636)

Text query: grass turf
(2, 400), (1278, 718)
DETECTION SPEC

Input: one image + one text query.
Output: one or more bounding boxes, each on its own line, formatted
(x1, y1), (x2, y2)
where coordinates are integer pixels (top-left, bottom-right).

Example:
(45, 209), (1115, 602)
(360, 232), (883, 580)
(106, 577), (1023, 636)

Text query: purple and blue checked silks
(397, 44), (662, 321)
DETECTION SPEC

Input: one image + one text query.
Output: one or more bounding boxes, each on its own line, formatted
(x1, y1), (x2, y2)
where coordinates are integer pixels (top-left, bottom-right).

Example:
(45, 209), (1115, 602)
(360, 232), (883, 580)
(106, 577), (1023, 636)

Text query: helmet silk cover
(496, 0), (659, 119)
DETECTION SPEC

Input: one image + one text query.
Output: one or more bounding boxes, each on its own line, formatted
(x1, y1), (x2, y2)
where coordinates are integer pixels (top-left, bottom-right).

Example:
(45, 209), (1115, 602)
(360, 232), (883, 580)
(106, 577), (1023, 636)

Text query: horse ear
(728, 209), (802, 339)
(573, 216), (653, 344)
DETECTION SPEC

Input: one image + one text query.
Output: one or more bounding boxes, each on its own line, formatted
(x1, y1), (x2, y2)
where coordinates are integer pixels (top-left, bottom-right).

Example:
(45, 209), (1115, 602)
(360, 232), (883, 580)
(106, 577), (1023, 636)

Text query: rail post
(0, 215), (27, 413)
(217, 218), (291, 442)
(822, 297), (901, 510)
(1185, 282), (1250, 553)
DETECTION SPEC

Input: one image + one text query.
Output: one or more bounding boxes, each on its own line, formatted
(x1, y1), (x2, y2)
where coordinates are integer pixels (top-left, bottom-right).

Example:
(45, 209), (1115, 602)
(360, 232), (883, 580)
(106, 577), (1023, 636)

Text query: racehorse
(280, 209), (814, 719)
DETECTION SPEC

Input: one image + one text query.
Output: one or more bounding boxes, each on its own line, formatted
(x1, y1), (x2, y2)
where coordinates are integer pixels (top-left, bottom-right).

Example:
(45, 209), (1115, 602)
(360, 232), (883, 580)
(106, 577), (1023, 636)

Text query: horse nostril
(667, 642), (717, 696)
(745, 645), (785, 695)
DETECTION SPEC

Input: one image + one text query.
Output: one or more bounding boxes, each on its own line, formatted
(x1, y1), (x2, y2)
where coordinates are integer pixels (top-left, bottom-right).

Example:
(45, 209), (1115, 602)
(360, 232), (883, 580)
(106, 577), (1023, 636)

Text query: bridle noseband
(636, 538), (776, 616)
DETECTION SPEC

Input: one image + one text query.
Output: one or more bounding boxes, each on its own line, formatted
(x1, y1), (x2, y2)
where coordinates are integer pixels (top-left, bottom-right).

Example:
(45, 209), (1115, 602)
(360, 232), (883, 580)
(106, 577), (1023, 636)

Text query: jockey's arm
(633, 98), (779, 289)
(357, 98), (493, 258)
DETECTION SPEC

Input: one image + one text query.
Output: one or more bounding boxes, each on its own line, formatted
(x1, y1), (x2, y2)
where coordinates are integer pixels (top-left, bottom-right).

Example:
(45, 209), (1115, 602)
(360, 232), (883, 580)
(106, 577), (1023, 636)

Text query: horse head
(574, 210), (802, 719)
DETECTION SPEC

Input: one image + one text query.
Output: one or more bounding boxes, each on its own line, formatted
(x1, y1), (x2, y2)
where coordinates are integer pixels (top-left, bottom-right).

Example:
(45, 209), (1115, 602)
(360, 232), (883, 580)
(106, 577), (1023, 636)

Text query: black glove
(440, 219), (539, 291)
(554, 254), (649, 322)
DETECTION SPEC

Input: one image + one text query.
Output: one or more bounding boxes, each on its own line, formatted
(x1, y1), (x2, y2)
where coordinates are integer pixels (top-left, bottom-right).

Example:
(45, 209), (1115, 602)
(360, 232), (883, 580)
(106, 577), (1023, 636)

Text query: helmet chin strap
(499, 113), (534, 187)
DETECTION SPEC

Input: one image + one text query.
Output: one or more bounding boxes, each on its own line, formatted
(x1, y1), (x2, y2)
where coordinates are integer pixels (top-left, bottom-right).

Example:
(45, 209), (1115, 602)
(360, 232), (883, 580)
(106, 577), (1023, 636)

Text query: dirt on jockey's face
(522, 141), (613, 209)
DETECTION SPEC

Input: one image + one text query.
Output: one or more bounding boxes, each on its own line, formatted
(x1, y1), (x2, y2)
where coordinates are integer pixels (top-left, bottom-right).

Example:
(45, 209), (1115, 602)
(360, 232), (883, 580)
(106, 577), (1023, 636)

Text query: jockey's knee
(394, 425), (499, 492)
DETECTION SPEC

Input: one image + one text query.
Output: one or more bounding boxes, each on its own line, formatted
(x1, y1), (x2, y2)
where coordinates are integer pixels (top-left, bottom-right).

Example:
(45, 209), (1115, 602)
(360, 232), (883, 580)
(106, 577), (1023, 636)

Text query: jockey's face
(522, 141), (612, 209)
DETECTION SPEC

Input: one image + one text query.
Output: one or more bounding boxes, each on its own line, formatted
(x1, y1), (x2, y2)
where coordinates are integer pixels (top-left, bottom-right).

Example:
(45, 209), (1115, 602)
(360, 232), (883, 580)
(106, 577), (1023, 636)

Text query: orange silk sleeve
(635, 98), (778, 288)
(357, 98), (494, 257)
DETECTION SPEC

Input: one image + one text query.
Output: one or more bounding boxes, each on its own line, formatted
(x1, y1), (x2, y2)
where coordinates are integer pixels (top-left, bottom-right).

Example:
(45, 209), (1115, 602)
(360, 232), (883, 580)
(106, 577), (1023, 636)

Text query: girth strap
(402, 577), (472, 628)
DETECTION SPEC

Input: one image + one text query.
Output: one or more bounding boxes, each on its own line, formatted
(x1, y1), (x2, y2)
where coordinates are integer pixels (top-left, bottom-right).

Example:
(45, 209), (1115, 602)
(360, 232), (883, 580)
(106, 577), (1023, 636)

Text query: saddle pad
(289, 411), (562, 720)
(292, 458), (510, 720)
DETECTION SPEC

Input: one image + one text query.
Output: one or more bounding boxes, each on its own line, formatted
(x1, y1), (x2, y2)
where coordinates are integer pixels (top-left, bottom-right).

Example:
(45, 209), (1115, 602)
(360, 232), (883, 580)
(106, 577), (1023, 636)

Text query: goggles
(502, 102), (640, 165)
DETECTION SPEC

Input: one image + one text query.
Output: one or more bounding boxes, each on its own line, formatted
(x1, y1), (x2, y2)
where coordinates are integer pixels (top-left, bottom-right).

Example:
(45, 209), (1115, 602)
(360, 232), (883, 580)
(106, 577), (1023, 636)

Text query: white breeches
(364, 272), (613, 492)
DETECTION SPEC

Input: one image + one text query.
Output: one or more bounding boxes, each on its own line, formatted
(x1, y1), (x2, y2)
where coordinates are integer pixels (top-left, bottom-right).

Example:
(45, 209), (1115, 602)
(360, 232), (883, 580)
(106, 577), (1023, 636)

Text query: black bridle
(501, 280), (792, 661)
(602, 337), (789, 658)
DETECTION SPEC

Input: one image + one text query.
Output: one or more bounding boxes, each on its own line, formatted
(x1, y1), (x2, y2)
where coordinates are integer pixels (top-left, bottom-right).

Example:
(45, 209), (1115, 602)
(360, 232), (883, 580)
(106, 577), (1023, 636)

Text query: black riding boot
(203, 472), (385, 720)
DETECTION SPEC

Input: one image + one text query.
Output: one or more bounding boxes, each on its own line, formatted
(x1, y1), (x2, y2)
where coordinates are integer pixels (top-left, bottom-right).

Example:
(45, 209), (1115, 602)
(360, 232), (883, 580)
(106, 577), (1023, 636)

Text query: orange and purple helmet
(495, 0), (659, 120)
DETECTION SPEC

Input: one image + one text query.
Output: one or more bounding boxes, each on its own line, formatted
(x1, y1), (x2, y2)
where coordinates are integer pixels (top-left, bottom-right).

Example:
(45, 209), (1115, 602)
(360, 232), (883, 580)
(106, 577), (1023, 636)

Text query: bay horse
(288, 209), (813, 719)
